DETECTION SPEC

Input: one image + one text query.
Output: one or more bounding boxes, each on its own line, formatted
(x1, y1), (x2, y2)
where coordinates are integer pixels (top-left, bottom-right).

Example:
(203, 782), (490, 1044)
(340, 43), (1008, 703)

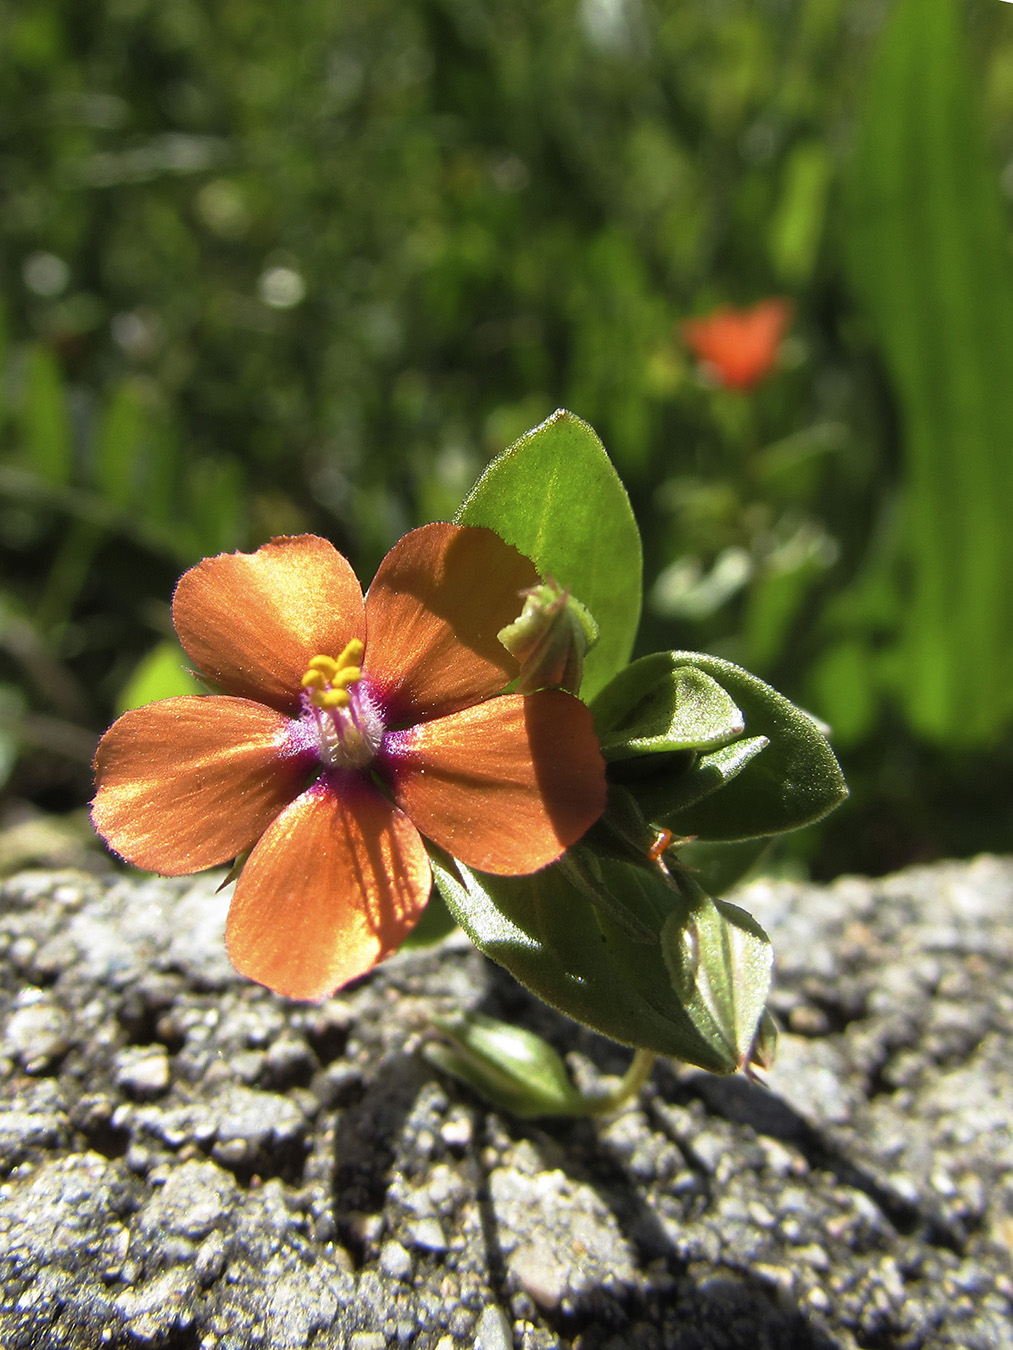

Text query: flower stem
(582, 1047), (656, 1115)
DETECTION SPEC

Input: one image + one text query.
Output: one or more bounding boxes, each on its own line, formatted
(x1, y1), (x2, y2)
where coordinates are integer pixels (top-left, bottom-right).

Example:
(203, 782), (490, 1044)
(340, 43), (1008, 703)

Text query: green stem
(582, 1047), (656, 1115)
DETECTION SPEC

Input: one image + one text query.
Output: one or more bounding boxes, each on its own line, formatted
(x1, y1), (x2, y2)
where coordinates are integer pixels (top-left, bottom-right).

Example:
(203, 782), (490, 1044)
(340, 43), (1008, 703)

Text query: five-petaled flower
(92, 525), (607, 1000)
(682, 298), (793, 391)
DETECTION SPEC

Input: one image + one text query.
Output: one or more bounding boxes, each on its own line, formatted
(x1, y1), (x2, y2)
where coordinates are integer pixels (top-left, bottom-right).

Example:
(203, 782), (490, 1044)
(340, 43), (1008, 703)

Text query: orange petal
(225, 776), (431, 1000)
(91, 697), (312, 875)
(363, 523), (539, 726)
(172, 535), (365, 714)
(383, 690), (607, 874)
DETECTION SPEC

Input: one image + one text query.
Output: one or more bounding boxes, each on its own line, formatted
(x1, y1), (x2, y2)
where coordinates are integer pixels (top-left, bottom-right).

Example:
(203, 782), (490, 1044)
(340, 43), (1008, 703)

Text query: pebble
(113, 1046), (170, 1098)
(264, 1036), (316, 1087)
(5, 999), (70, 1074)
(138, 1161), (236, 1240)
(408, 1217), (448, 1253)
(379, 1240), (414, 1281)
(348, 1335), (386, 1350)
(508, 1240), (567, 1310)
(194, 1233), (228, 1287)
(113, 1268), (197, 1344)
(474, 1305), (514, 1350)
(439, 1116), (473, 1150)
(489, 1166), (636, 1307)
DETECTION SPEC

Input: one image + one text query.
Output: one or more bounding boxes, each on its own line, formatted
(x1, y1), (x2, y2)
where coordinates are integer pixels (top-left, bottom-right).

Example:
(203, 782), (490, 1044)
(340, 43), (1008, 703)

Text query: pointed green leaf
(659, 653), (847, 841)
(661, 885), (773, 1073)
(94, 379), (146, 509)
(593, 654), (745, 760)
(430, 845), (739, 1071)
(616, 736), (769, 827)
(456, 409), (642, 699)
(677, 836), (773, 898)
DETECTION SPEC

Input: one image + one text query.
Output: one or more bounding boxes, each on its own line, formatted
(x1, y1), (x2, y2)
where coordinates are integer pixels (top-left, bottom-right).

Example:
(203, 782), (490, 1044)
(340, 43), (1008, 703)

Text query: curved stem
(582, 1048), (656, 1115)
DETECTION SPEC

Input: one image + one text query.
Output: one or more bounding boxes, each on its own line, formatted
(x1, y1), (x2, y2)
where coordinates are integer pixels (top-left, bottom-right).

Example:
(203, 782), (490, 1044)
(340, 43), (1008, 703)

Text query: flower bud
(747, 1007), (779, 1076)
(425, 1012), (588, 1117)
(660, 885), (773, 1075)
(498, 579), (598, 695)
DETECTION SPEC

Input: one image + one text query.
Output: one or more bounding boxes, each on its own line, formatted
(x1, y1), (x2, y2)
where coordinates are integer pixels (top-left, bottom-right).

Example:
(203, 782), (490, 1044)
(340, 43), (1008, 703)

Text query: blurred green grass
(2, 0), (1012, 877)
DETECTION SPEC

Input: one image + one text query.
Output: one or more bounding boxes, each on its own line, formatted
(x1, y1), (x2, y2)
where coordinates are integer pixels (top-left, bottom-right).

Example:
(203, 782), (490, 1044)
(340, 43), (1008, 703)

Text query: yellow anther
(314, 687), (351, 710)
(302, 643), (363, 712)
(307, 654), (340, 678)
(337, 638), (364, 668)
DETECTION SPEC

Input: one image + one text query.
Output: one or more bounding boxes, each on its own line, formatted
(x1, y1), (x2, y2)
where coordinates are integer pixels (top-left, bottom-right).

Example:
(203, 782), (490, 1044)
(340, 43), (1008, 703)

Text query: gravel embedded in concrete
(1, 855), (1012, 1348)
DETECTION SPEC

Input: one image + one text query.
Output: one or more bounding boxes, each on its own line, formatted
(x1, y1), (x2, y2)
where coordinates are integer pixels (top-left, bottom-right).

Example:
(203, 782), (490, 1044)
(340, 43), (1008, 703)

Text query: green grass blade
(846, 0), (1013, 742)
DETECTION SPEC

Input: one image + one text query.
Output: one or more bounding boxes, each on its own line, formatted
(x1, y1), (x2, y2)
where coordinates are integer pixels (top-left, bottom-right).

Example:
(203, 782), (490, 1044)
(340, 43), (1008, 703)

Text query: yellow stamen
(301, 643), (364, 713)
(307, 655), (340, 678)
(337, 638), (364, 667)
(315, 687), (351, 710)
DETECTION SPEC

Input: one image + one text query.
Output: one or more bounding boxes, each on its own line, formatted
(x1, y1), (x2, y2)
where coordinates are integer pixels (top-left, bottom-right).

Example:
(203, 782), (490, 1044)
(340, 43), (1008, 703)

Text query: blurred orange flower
(92, 525), (606, 1000)
(683, 298), (794, 391)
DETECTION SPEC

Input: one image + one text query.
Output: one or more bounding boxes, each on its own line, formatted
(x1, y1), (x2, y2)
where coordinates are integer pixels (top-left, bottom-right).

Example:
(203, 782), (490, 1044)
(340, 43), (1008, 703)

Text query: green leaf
(20, 345), (73, 485)
(657, 653), (847, 841)
(93, 379), (146, 509)
(116, 640), (201, 714)
(400, 882), (458, 950)
(769, 139), (831, 285)
(614, 736), (769, 827)
(430, 845), (742, 1071)
(592, 653), (745, 760)
(556, 845), (657, 943)
(186, 455), (245, 556)
(0, 683), (26, 790)
(661, 884), (773, 1074)
(456, 409), (642, 700)
(0, 301), (8, 432)
(678, 837), (773, 898)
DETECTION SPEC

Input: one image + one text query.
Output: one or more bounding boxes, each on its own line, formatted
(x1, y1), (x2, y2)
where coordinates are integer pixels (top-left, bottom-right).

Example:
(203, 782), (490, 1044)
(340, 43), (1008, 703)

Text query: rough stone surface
(1, 856), (1011, 1348)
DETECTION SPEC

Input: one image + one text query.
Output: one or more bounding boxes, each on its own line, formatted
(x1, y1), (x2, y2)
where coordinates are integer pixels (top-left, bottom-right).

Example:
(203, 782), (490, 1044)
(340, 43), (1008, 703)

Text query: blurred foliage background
(2, 0), (1012, 879)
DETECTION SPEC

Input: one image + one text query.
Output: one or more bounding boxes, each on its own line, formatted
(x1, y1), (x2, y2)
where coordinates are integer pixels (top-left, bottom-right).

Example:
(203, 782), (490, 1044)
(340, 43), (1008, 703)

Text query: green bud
(499, 579), (598, 695)
(747, 1007), (779, 1074)
(425, 1012), (588, 1117)
(660, 881), (773, 1074)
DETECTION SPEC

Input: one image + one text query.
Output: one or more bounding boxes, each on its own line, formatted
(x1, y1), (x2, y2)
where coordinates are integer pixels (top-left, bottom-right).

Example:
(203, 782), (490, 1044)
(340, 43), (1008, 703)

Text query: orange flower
(92, 525), (607, 1000)
(682, 298), (793, 391)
